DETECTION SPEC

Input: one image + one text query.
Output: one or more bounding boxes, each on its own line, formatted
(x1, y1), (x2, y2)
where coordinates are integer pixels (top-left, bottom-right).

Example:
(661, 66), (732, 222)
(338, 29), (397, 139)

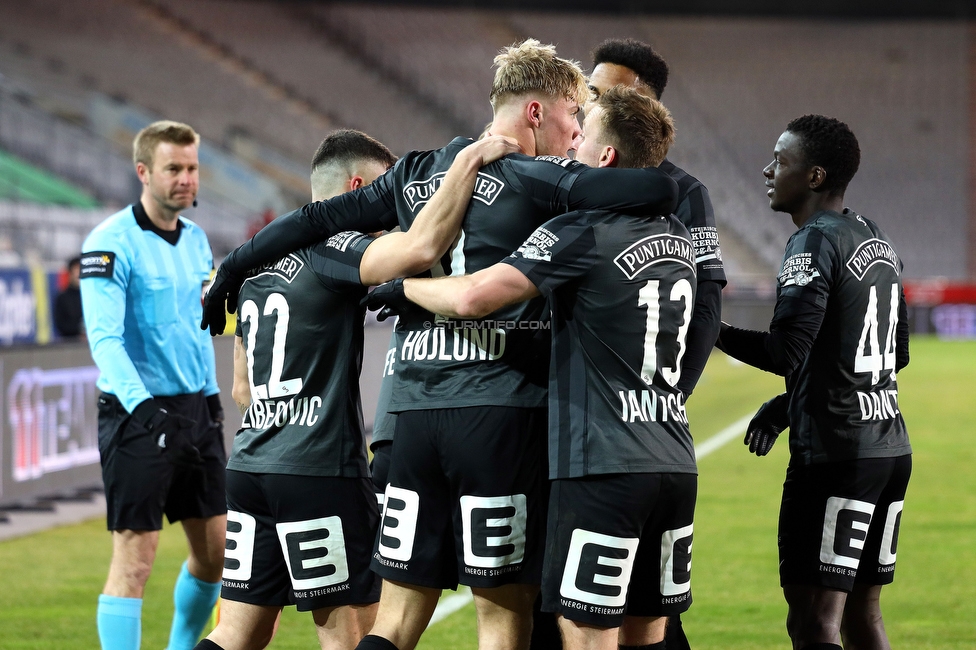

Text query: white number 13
(638, 278), (693, 387)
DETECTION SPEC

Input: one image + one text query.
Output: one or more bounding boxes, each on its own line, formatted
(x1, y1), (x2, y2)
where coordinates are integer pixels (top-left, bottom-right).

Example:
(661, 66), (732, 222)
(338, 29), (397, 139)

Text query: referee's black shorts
(97, 391), (227, 531)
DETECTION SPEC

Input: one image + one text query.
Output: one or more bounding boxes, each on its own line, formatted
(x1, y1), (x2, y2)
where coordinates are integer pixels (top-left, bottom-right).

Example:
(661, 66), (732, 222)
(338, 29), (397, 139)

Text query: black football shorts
(779, 454), (912, 591)
(372, 406), (548, 590)
(541, 472), (697, 628)
(97, 391), (226, 531)
(221, 470), (380, 611)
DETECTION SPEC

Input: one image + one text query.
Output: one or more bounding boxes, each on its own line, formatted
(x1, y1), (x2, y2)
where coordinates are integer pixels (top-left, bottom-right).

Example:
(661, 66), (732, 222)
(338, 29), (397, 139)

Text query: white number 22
(240, 292), (304, 401)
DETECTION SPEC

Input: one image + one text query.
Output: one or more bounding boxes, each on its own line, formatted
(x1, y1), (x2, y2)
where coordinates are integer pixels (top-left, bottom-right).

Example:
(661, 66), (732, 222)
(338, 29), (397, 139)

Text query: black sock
(193, 640), (225, 650)
(619, 643), (666, 650)
(799, 644), (843, 650)
(356, 634), (400, 650)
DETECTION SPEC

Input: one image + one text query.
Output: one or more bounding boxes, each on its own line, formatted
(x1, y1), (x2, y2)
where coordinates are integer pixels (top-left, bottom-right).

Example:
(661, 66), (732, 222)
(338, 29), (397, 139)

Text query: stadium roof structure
(323, 0), (975, 19)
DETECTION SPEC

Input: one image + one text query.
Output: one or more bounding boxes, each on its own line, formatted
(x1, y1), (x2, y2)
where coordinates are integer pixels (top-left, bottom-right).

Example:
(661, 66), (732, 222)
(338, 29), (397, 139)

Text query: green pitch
(1, 337), (972, 649)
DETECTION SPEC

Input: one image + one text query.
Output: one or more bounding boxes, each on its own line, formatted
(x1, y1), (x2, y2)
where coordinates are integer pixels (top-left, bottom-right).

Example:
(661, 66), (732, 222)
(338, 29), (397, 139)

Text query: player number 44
(854, 283), (899, 385)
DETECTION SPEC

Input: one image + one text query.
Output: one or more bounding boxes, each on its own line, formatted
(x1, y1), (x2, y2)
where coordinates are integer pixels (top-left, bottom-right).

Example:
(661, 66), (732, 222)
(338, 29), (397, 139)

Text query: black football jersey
(723, 209), (911, 465)
(506, 210), (698, 479)
(230, 232), (373, 477)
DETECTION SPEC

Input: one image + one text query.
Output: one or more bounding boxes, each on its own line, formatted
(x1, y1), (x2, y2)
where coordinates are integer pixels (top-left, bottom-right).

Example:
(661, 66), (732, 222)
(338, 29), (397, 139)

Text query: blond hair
(133, 120), (200, 168)
(597, 86), (675, 169)
(489, 39), (588, 109)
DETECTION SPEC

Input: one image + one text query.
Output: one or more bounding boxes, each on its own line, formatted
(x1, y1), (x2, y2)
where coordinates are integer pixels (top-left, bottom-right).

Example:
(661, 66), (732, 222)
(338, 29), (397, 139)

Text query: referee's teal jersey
(80, 204), (219, 413)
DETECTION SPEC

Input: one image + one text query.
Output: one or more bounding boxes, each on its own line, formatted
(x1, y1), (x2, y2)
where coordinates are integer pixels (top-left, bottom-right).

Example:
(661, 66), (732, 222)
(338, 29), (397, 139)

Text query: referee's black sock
(193, 640), (224, 650)
(799, 644), (843, 650)
(356, 634), (400, 650)
(618, 643), (665, 650)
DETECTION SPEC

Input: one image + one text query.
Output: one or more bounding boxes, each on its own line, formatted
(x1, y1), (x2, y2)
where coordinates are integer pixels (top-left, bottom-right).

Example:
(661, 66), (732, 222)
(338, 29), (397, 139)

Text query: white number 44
(854, 283), (899, 386)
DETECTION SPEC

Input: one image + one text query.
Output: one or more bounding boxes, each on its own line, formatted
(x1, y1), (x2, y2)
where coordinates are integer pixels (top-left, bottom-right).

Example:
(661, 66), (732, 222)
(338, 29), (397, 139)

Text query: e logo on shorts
(820, 496), (875, 569)
(878, 500), (904, 566)
(460, 494), (527, 568)
(276, 516), (349, 590)
(223, 510), (257, 581)
(560, 529), (639, 608)
(378, 485), (420, 562)
(661, 523), (694, 597)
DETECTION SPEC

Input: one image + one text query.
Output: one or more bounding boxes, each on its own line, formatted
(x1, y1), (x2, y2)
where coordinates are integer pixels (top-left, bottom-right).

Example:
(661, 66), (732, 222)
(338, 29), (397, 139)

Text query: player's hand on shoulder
(463, 135), (522, 167)
(744, 392), (789, 457)
(201, 263), (243, 336)
(133, 399), (203, 469)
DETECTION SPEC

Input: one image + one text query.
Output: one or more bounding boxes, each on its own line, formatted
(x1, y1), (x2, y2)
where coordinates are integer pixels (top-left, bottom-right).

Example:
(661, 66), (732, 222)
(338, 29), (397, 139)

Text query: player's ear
(526, 100), (543, 129)
(135, 161), (151, 185)
(809, 166), (826, 191)
(598, 145), (618, 168)
(348, 175), (365, 192)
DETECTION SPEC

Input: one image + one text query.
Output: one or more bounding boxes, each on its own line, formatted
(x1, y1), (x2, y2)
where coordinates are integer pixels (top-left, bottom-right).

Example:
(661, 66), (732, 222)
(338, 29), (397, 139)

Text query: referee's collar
(133, 201), (182, 246)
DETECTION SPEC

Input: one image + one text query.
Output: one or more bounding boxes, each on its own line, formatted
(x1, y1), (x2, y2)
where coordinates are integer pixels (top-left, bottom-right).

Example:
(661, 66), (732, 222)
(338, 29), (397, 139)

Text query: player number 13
(638, 278), (693, 387)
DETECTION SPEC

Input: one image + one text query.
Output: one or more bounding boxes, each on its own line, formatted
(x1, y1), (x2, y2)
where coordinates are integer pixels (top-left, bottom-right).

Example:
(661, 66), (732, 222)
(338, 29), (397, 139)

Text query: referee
(81, 121), (226, 650)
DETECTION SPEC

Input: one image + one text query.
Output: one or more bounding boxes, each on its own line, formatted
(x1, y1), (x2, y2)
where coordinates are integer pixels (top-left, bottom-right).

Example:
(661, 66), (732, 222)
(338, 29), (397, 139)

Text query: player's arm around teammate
(81, 121), (226, 650)
(204, 132), (518, 650)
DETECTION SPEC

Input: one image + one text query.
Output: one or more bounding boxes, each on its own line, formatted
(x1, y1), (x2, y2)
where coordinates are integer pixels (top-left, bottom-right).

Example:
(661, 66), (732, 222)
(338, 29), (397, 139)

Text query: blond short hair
(133, 120), (200, 168)
(489, 39), (588, 109)
(597, 86), (675, 169)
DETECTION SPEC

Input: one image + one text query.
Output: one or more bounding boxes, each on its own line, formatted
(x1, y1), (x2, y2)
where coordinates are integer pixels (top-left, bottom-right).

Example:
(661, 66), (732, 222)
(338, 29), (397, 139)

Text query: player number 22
(854, 283), (899, 385)
(240, 292), (304, 401)
(638, 278), (693, 387)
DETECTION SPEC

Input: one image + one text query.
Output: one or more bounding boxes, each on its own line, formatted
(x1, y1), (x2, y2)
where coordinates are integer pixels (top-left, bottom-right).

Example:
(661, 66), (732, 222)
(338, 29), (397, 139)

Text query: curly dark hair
(786, 115), (861, 194)
(592, 39), (669, 99)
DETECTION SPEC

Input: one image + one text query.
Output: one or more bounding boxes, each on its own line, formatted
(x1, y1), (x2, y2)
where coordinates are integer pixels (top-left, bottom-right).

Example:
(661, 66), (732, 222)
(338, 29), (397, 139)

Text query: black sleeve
(896, 286), (910, 371)
(306, 232), (377, 292)
(222, 166), (399, 275)
(503, 211), (598, 294)
(717, 296), (826, 376)
(567, 166), (678, 216)
(676, 279), (722, 397)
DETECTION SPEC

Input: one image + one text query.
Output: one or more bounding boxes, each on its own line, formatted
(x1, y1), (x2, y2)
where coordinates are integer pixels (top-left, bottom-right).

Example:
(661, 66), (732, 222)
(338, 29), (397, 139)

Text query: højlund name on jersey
(242, 395), (323, 429)
(402, 171), (505, 211)
(613, 234), (696, 280)
(857, 389), (900, 421)
(248, 254), (305, 284)
(400, 326), (506, 362)
(846, 238), (900, 281)
(618, 388), (688, 424)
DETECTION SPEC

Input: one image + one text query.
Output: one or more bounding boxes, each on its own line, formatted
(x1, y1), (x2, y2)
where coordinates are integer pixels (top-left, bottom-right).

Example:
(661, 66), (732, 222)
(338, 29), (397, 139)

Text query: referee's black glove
(133, 399), (203, 469)
(361, 279), (414, 322)
(744, 392), (789, 457)
(201, 264), (243, 336)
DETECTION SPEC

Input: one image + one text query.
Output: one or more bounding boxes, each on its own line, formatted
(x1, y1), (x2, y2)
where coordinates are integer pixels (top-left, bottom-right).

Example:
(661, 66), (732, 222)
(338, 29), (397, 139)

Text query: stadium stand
(0, 1), (967, 279)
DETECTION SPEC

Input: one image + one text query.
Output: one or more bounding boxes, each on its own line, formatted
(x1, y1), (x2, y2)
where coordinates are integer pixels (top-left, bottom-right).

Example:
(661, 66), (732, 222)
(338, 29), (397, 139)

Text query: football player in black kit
(716, 115), (911, 650)
(372, 86), (696, 650)
(194, 132), (519, 650)
(202, 40), (679, 650)
(526, 38), (726, 650)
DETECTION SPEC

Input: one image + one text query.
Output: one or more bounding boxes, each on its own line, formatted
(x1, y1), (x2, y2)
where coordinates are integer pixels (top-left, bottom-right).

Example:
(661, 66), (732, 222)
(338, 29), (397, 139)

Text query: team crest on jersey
(247, 254), (304, 284)
(846, 238), (899, 281)
(403, 172), (505, 211)
(779, 252), (821, 287)
(613, 234), (696, 280)
(515, 227), (558, 262)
